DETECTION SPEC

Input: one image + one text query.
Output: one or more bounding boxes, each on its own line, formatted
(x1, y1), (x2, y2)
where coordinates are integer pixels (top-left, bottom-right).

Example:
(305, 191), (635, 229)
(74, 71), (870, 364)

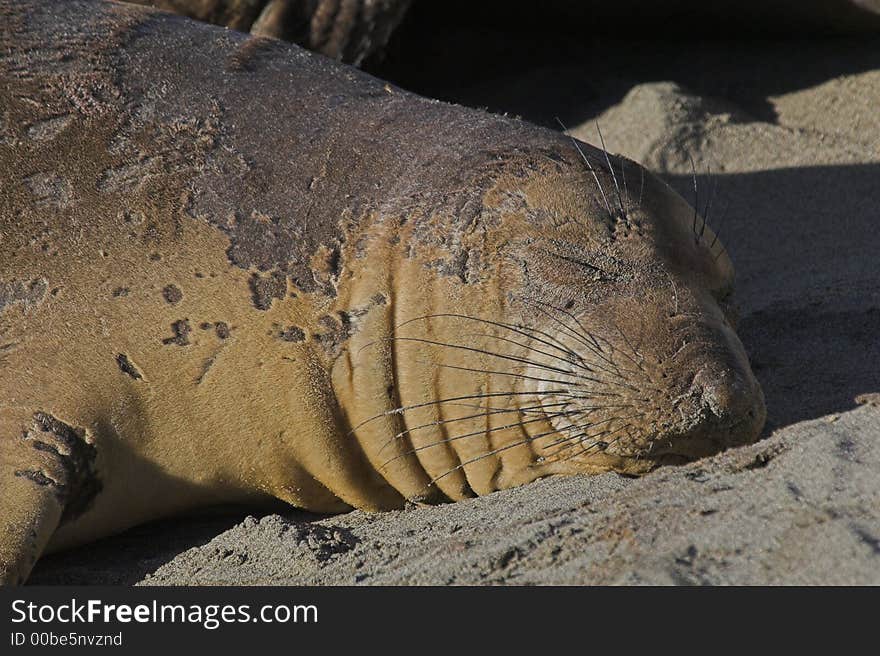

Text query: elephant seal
(0, 0), (764, 584)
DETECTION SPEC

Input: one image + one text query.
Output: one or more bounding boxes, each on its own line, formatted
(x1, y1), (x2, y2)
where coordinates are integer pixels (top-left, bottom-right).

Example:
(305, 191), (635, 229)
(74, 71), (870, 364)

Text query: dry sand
(31, 36), (880, 585)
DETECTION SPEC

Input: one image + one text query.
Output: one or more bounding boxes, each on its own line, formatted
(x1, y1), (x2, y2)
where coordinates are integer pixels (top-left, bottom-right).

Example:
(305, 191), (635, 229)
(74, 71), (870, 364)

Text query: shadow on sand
(664, 165), (879, 431)
(372, 19), (880, 127)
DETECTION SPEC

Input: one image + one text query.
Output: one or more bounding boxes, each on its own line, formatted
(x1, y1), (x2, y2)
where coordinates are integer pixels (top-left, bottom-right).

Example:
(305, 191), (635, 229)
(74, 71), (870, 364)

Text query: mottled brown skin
(129, 0), (411, 64)
(0, 0), (764, 585)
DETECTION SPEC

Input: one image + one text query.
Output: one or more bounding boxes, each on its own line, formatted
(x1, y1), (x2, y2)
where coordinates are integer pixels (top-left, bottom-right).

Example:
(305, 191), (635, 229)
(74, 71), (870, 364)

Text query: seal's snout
(658, 361), (767, 458)
(533, 293), (766, 473)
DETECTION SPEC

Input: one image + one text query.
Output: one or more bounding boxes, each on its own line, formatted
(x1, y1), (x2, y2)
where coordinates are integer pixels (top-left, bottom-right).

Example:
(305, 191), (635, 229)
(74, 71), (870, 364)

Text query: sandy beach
(30, 23), (880, 585)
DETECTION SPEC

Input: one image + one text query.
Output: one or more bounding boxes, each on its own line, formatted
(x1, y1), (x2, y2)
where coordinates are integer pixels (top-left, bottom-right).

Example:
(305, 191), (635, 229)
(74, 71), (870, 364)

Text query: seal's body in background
(129, 0), (413, 65)
(0, 0), (764, 584)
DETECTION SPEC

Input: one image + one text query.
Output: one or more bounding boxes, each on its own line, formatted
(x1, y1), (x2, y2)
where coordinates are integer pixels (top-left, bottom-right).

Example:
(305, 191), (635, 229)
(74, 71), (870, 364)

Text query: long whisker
(638, 164), (645, 208)
(348, 389), (570, 434)
(549, 423), (636, 464)
(515, 298), (653, 397)
(571, 424), (633, 460)
(410, 404), (642, 484)
(366, 335), (585, 382)
(397, 313), (589, 370)
(516, 297), (640, 377)
(516, 298), (623, 369)
(424, 439), (533, 490)
(436, 397), (628, 415)
(544, 422), (630, 457)
(460, 330), (627, 383)
(412, 360), (625, 395)
(689, 153), (699, 235)
(610, 320), (647, 372)
(377, 400), (574, 457)
(595, 122), (626, 218)
(543, 411), (644, 454)
(700, 162), (718, 239)
(461, 330), (577, 366)
(545, 412), (645, 455)
(381, 410), (582, 469)
(556, 117), (614, 217)
(596, 121), (626, 219)
(372, 336), (639, 391)
(516, 296), (612, 358)
(420, 414), (614, 489)
(708, 195), (730, 250)
(584, 328), (651, 376)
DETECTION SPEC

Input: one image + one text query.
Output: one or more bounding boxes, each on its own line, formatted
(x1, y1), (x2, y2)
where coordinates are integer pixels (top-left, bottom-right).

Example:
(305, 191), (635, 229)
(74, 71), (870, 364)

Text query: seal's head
(502, 148), (766, 475)
(343, 135), (766, 502)
(375, 142), (766, 492)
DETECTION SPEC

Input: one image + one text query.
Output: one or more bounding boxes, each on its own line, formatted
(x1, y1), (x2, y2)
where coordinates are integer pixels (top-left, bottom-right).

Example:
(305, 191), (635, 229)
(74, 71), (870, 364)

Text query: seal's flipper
(0, 408), (99, 585)
(0, 474), (63, 585)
